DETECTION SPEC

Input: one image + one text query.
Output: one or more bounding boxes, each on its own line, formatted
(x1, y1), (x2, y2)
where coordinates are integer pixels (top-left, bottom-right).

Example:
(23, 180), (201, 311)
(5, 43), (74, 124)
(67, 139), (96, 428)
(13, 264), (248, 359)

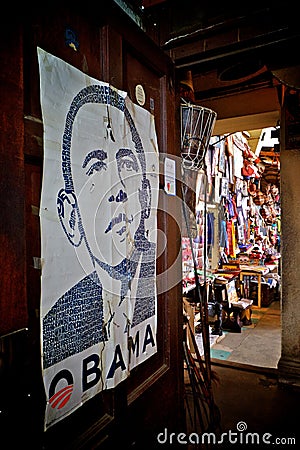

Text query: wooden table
(239, 265), (270, 308)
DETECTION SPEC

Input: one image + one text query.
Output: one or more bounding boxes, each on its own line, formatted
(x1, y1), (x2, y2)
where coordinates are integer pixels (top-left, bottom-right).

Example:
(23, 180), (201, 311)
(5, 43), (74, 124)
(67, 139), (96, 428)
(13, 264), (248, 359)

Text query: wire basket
(181, 102), (217, 171)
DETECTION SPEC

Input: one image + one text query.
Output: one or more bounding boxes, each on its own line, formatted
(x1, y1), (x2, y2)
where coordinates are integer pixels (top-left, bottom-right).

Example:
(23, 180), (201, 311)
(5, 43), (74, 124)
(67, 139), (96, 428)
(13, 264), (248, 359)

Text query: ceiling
(127, 1), (300, 136)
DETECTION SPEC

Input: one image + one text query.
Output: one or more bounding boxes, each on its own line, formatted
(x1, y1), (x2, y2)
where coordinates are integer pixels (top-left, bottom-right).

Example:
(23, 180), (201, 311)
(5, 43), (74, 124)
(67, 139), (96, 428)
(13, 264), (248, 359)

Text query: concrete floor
(211, 300), (281, 368)
(185, 300), (300, 448)
(210, 363), (299, 449)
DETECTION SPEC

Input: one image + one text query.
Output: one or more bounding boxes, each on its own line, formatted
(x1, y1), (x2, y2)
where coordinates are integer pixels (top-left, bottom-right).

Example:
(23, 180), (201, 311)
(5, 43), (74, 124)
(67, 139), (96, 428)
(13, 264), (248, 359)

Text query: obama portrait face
(57, 85), (153, 274)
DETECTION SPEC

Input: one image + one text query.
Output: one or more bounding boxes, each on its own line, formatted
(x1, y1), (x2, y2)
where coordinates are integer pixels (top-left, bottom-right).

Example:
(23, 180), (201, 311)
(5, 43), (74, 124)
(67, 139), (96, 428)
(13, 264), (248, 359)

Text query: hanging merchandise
(181, 124), (280, 386)
(253, 190), (265, 206)
(210, 129), (280, 299)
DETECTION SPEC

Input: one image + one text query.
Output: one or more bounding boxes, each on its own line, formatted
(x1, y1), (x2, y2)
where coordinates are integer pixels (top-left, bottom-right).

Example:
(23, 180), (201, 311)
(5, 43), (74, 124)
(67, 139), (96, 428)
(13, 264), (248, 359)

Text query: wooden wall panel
(1, 4), (184, 448)
(0, 22), (27, 336)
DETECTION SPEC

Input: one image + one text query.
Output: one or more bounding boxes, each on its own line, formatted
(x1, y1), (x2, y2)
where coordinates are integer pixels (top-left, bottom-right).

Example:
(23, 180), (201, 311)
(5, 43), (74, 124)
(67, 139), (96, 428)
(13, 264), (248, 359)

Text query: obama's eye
(85, 160), (107, 176)
(119, 157), (137, 172)
(82, 149), (108, 176)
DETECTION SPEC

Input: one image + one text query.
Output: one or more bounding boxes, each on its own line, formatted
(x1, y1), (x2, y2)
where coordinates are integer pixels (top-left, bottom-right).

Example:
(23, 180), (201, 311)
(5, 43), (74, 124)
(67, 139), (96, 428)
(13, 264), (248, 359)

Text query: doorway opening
(182, 126), (281, 370)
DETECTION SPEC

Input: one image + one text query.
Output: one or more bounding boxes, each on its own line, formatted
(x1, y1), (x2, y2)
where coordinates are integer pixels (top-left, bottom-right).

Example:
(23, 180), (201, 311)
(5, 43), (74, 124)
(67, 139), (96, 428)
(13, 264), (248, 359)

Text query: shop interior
(182, 116), (281, 369)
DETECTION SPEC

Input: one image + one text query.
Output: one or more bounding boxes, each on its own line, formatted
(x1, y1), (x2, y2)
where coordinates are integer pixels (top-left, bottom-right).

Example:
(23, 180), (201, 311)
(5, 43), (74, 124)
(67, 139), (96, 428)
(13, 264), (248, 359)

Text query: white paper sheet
(38, 47), (159, 430)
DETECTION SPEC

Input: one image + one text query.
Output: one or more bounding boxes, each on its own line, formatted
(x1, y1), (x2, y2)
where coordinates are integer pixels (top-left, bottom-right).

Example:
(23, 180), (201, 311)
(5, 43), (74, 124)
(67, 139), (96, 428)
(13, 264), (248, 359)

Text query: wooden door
(21, 3), (184, 449)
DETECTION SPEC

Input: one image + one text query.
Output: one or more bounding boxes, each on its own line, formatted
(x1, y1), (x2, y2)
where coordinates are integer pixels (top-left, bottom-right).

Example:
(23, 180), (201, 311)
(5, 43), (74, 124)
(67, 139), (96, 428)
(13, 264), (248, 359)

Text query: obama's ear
(57, 188), (83, 247)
